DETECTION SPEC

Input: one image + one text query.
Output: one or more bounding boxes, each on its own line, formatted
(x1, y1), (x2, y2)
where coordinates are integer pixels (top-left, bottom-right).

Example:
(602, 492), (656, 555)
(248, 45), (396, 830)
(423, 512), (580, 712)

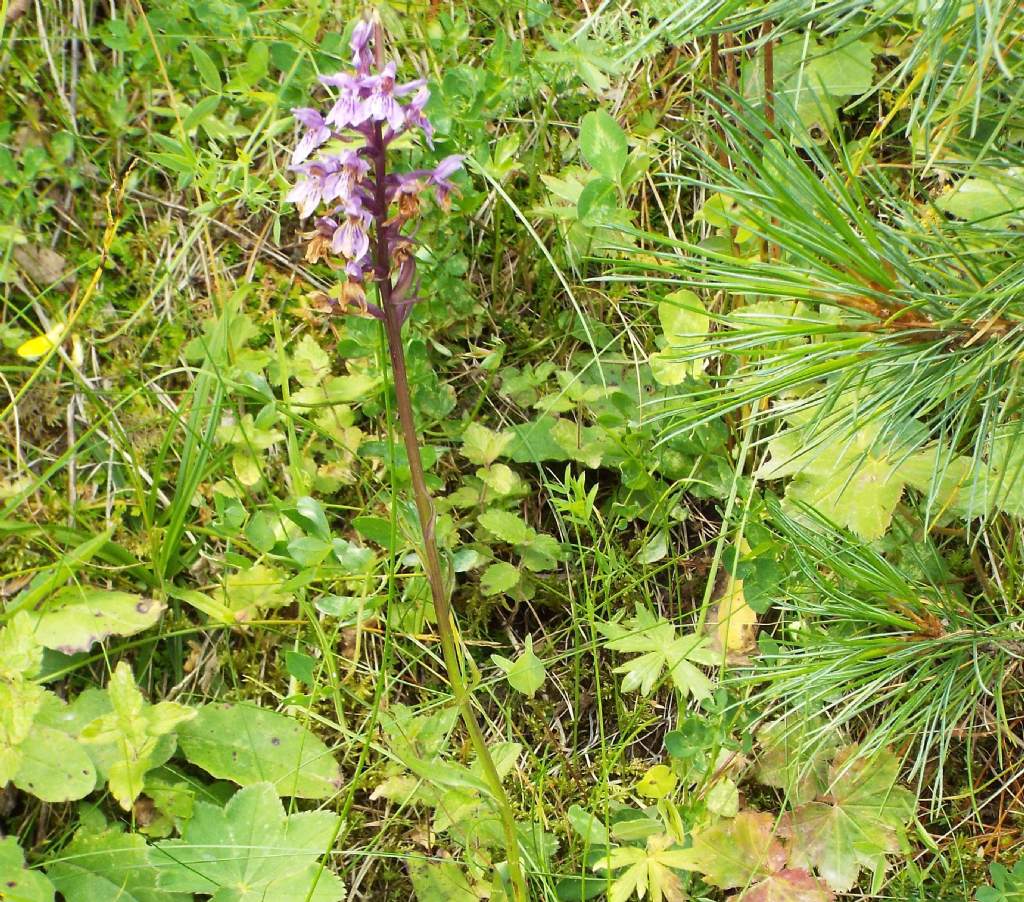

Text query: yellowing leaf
(709, 576), (758, 663)
(16, 324), (65, 359)
(636, 764), (677, 799)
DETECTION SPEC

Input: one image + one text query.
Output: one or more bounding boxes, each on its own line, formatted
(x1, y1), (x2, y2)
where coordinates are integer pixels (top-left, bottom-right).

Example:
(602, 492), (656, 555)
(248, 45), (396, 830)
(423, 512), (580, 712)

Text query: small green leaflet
(593, 833), (691, 902)
(152, 782), (344, 902)
(599, 608), (716, 699)
(579, 109), (628, 183)
(491, 634), (546, 697)
(79, 662), (196, 810)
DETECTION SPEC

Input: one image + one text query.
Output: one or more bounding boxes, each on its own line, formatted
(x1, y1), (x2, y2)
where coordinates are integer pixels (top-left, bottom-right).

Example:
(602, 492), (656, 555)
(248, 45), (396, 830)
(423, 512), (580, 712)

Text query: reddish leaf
(738, 868), (835, 901)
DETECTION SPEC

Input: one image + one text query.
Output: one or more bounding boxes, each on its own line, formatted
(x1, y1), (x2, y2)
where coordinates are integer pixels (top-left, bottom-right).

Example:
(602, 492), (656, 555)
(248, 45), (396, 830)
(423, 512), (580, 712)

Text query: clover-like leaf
(787, 746), (915, 892)
(152, 782), (344, 901)
(600, 607), (716, 699)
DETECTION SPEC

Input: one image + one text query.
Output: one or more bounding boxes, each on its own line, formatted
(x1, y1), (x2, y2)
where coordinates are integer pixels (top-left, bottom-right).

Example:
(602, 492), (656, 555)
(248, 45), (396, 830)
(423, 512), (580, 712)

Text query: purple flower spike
(290, 108), (331, 166)
(287, 23), (466, 321)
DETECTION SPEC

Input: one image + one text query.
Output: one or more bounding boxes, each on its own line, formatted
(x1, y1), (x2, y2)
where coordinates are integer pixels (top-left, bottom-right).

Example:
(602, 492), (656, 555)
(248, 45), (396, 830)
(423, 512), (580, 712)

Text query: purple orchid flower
(428, 154), (464, 208)
(350, 19), (374, 75)
(331, 197), (372, 260)
(286, 159), (342, 218)
(291, 108), (332, 166)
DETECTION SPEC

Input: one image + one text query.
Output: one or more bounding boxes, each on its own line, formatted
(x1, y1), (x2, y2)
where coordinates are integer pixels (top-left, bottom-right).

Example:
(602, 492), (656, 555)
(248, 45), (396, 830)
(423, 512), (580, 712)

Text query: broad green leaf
(788, 746), (915, 892)
(177, 703), (342, 798)
(480, 561), (521, 596)
(599, 608), (716, 699)
(804, 38), (876, 99)
(567, 804), (610, 846)
(580, 109), (628, 182)
(756, 404), (917, 540)
(214, 563), (293, 623)
(152, 783), (344, 901)
(47, 828), (187, 902)
(28, 589), (164, 654)
(461, 422), (514, 467)
(491, 634), (546, 697)
(936, 174), (1024, 227)
(0, 836), (55, 902)
(13, 725), (96, 803)
(650, 290), (710, 385)
(190, 44), (222, 92)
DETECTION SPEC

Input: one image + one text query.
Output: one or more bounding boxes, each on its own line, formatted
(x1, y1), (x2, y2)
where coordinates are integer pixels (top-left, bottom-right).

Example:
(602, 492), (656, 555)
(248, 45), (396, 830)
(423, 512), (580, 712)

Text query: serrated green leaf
(461, 422), (514, 467)
(788, 746), (915, 892)
(152, 783), (344, 901)
(47, 828), (187, 902)
(480, 561), (520, 596)
(79, 662), (194, 809)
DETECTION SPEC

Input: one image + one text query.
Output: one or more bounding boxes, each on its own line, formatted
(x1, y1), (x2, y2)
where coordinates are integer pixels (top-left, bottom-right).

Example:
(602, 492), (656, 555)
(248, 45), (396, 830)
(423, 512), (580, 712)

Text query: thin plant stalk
(368, 118), (529, 902)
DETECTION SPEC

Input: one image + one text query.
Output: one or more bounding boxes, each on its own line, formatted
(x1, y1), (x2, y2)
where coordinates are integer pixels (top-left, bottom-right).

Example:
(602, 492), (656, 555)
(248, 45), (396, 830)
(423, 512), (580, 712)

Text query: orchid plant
(283, 17), (529, 902)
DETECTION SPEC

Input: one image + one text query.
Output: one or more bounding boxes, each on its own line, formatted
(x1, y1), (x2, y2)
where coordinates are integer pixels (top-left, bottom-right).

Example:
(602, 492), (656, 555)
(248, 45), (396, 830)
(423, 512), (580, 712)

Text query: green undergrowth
(2, 1), (1024, 900)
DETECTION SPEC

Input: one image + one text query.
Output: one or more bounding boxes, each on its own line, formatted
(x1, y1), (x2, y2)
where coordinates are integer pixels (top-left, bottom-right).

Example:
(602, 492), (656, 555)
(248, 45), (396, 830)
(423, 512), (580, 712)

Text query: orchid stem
(370, 121), (529, 902)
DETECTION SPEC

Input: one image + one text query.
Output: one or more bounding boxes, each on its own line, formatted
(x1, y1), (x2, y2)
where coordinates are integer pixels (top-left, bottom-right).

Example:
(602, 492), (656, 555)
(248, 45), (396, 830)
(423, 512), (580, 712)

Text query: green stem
(379, 311), (528, 900)
(369, 120), (528, 899)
